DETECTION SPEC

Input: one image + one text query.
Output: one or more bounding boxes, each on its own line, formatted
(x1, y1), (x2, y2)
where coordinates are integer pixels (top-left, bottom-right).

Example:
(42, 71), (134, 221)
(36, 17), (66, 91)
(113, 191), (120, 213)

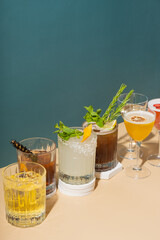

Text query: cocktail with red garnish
(147, 99), (160, 166)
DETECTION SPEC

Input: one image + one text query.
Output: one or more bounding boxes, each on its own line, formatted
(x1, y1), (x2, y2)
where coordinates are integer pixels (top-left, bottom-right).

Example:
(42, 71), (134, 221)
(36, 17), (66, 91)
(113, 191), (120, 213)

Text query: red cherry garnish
(153, 104), (160, 109)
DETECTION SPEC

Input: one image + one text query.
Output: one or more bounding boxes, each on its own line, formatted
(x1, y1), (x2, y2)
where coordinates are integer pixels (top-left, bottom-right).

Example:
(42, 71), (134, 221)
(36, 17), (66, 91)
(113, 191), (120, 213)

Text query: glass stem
(134, 141), (141, 171)
(128, 137), (132, 152)
(158, 130), (160, 158)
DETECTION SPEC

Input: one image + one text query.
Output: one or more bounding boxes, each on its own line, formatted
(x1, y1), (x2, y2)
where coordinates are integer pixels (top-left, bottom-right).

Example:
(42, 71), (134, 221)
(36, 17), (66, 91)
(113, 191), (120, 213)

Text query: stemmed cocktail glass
(123, 106), (155, 179)
(147, 99), (160, 166)
(118, 93), (148, 160)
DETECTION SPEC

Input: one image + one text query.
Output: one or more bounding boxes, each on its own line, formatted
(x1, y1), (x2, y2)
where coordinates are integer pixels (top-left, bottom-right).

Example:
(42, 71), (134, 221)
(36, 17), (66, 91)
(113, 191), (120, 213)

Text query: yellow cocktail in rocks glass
(123, 108), (155, 179)
(2, 162), (46, 227)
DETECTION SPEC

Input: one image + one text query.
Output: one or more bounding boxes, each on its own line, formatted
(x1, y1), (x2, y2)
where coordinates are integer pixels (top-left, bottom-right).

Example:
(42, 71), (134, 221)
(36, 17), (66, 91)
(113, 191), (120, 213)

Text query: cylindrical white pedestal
(58, 178), (95, 196)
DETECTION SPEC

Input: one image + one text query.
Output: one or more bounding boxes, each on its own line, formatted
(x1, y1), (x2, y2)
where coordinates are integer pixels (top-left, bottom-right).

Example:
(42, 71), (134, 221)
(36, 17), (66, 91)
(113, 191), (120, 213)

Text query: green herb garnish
(53, 121), (83, 141)
(83, 83), (134, 127)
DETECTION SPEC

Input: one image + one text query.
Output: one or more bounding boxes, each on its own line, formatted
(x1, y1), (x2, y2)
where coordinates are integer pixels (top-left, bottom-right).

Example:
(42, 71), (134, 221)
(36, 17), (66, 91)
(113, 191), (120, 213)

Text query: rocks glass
(58, 127), (97, 196)
(2, 162), (46, 227)
(17, 137), (56, 198)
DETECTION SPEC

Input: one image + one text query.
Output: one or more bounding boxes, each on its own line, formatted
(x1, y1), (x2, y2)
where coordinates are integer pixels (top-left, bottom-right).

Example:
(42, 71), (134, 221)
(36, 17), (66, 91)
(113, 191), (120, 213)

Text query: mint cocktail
(58, 128), (97, 184)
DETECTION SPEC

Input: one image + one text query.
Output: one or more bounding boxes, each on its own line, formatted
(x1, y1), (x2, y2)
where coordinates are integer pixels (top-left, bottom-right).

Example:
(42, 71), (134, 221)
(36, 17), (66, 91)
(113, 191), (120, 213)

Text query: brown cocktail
(17, 137), (56, 198)
(94, 124), (118, 171)
(83, 122), (118, 172)
(82, 84), (133, 173)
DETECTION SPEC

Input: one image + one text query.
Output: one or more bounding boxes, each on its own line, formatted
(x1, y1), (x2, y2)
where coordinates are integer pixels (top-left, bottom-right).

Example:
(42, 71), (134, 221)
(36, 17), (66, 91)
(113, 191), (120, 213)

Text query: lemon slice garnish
(81, 124), (92, 142)
(102, 120), (117, 131)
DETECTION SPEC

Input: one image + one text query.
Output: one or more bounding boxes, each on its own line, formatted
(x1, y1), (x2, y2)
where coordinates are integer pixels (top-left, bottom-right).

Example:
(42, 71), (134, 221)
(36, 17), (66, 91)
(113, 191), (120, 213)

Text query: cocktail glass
(123, 107), (155, 179)
(2, 162), (46, 227)
(58, 127), (97, 186)
(118, 93), (148, 160)
(147, 99), (160, 166)
(17, 137), (56, 198)
(83, 122), (118, 172)
(95, 124), (118, 172)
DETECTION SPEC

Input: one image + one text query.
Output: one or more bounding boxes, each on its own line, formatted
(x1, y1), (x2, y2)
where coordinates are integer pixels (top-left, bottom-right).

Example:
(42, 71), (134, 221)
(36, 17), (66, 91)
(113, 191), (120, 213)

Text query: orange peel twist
(81, 124), (92, 142)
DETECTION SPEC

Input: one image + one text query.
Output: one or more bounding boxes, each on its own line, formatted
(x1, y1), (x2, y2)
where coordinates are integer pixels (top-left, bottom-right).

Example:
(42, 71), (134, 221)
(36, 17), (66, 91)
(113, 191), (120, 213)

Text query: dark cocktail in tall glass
(83, 122), (118, 172)
(94, 124), (118, 171)
(83, 84), (133, 175)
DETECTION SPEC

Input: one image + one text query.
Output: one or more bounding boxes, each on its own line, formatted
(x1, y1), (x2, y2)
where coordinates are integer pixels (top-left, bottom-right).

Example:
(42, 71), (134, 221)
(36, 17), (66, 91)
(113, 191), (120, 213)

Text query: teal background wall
(1, 0), (160, 167)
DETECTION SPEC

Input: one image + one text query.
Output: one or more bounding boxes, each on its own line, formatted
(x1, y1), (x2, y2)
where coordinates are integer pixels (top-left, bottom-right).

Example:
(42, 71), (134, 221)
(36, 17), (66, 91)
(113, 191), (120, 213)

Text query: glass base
(95, 162), (122, 179)
(46, 188), (56, 199)
(118, 146), (143, 160)
(59, 172), (94, 185)
(58, 178), (95, 196)
(6, 211), (45, 228)
(95, 160), (117, 172)
(46, 181), (56, 198)
(147, 154), (160, 167)
(125, 165), (150, 179)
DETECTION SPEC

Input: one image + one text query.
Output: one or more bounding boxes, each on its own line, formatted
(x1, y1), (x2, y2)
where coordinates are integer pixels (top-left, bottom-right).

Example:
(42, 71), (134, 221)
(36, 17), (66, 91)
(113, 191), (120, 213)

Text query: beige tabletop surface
(0, 123), (160, 240)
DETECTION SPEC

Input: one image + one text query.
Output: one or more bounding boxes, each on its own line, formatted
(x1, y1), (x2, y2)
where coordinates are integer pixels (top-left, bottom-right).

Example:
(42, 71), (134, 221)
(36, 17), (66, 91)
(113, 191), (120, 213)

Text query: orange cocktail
(124, 111), (155, 142)
(123, 108), (155, 179)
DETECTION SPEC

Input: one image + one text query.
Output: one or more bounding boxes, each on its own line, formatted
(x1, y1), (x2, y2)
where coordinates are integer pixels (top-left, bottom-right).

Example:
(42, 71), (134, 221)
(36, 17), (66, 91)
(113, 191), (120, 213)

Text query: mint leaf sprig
(83, 106), (104, 128)
(83, 84), (134, 127)
(53, 121), (83, 141)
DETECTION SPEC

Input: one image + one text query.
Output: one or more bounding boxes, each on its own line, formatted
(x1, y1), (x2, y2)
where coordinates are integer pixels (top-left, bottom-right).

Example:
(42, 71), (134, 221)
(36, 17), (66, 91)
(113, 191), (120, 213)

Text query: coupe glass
(123, 107), (155, 179)
(118, 93), (148, 160)
(147, 99), (160, 166)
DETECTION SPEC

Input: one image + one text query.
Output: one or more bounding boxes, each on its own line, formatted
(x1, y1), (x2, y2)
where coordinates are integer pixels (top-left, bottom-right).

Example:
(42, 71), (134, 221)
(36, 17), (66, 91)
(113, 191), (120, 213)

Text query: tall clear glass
(58, 127), (97, 185)
(3, 162), (46, 227)
(147, 99), (160, 166)
(17, 137), (56, 198)
(95, 124), (118, 172)
(123, 107), (155, 179)
(118, 93), (148, 160)
(82, 122), (118, 172)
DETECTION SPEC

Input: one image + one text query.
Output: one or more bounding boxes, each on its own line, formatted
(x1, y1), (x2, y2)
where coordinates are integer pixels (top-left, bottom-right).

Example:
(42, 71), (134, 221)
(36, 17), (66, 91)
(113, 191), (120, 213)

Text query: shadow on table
(46, 171), (59, 217)
(95, 179), (100, 189)
(117, 130), (157, 164)
(118, 132), (129, 144)
(143, 132), (155, 142)
(140, 142), (158, 167)
(117, 143), (129, 163)
(117, 131), (130, 163)
(118, 142), (158, 166)
(46, 193), (58, 217)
